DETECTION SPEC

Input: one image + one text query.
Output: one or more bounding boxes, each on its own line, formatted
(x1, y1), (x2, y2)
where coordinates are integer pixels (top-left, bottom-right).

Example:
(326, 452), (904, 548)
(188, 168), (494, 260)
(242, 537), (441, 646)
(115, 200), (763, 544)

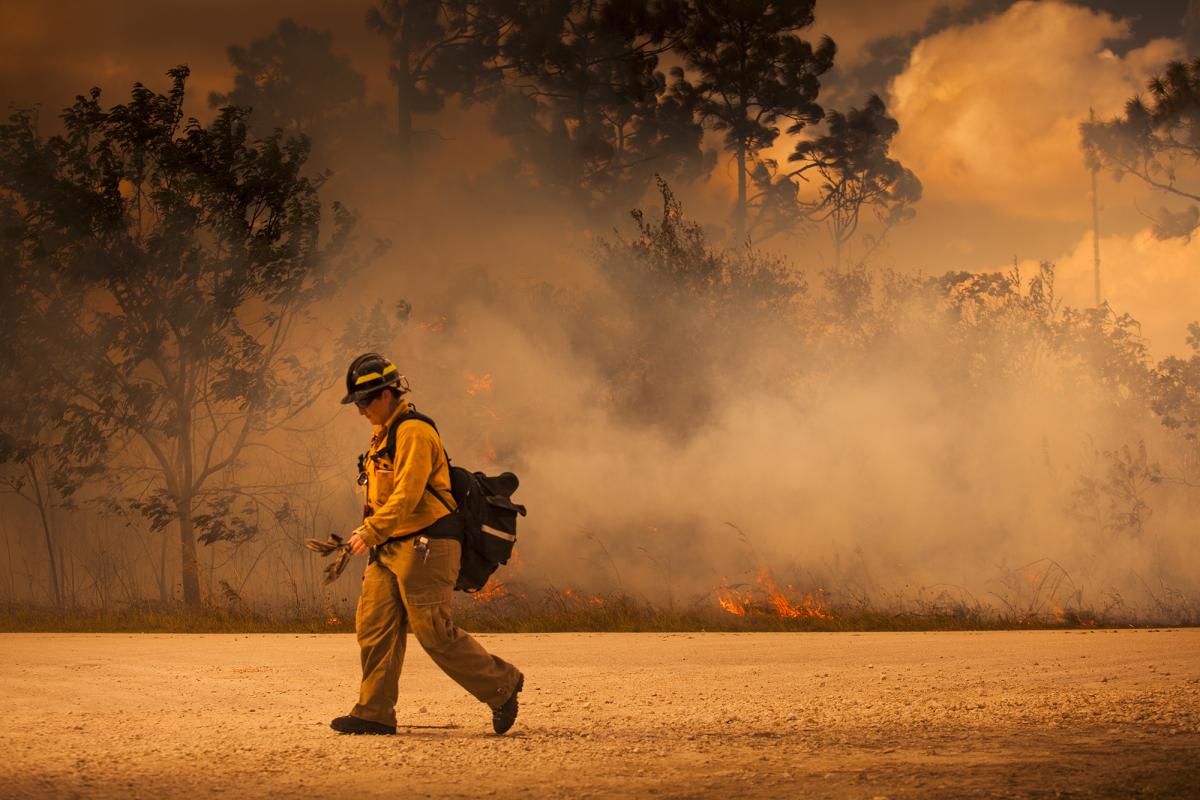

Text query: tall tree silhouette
(0, 238), (80, 607)
(0, 68), (367, 606)
(673, 0), (835, 241)
(209, 19), (386, 170)
(366, 0), (508, 172)
(789, 94), (921, 269)
(492, 0), (711, 213)
(1082, 56), (1200, 205)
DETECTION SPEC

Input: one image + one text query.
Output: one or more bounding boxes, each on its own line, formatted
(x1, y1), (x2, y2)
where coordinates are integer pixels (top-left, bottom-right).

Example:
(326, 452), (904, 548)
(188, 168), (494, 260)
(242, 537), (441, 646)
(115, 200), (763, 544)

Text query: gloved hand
(304, 534), (353, 584)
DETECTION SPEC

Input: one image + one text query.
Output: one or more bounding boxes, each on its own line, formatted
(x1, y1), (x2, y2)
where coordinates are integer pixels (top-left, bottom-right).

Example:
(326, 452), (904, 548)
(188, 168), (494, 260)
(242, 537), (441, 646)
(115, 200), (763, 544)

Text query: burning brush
(305, 534), (352, 584)
(716, 570), (832, 620)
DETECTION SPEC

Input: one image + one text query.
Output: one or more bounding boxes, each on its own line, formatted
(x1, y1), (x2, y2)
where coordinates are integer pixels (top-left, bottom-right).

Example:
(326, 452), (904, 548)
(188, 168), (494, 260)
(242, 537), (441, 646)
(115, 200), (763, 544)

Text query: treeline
(0, 0), (913, 613)
(0, 3), (1197, 623)
(208, 1), (919, 255)
(6, 167), (1194, 620)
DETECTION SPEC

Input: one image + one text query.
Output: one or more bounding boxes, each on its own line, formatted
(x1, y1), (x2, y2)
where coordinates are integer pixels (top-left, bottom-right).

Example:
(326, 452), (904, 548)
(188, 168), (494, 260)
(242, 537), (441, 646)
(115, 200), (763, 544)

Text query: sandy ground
(1, 630), (1198, 799)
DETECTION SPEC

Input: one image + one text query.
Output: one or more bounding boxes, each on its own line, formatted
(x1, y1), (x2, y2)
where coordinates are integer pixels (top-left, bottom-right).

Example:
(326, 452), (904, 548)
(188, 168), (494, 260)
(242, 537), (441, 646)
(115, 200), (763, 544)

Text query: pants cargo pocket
(399, 538), (459, 607)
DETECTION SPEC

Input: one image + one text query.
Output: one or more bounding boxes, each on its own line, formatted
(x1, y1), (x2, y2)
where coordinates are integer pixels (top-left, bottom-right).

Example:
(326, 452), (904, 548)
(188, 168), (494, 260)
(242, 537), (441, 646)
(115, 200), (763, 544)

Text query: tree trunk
(158, 529), (169, 604)
(734, 143), (747, 243)
(1090, 136), (1102, 306)
(397, 85), (413, 173)
(60, 541), (71, 607)
(177, 494), (201, 606)
(394, 34), (414, 176)
(4, 531), (16, 603)
(26, 461), (62, 608)
(207, 541), (216, 603)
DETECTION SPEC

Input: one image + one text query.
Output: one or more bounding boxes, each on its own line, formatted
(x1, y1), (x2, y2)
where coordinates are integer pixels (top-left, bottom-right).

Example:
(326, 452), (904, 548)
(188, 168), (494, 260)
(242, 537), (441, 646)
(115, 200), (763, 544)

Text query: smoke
(341, 191), (1199, 621)
(3, 5), (1198, 624)
(1024, 226), (1200, 358)
(888, 0), (1184, 222)
(5, 140), (1194, 620)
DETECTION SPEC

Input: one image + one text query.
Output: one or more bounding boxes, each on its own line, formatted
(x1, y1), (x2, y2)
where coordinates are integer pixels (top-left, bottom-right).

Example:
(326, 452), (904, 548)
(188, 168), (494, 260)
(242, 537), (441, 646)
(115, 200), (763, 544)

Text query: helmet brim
(341, 387), (383, 405)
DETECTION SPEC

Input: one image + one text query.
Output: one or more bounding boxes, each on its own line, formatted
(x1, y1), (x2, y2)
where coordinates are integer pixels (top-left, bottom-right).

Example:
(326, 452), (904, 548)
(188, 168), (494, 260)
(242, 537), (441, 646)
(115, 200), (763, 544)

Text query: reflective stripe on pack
(482, 525), (516, 542)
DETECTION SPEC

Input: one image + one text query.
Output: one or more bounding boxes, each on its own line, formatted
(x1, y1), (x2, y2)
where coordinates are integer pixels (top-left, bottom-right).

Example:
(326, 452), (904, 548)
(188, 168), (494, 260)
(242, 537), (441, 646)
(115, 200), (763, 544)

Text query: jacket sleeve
(356, 423), (439, 546)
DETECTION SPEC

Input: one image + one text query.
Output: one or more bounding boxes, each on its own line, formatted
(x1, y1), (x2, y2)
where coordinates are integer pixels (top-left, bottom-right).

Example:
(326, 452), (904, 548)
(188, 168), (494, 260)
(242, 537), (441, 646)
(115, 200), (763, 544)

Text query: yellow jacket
(354, 399), (455, 547)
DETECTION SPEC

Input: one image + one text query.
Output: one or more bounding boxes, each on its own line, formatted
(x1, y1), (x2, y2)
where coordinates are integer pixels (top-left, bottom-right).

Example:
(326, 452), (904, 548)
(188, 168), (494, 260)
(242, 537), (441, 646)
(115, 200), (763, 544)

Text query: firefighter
(329, 353), (524, 735)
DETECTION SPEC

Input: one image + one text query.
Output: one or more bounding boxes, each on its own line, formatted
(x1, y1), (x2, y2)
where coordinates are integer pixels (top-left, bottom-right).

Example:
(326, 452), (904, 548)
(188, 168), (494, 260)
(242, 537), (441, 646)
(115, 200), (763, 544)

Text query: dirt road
(2, 630), (1198, 799)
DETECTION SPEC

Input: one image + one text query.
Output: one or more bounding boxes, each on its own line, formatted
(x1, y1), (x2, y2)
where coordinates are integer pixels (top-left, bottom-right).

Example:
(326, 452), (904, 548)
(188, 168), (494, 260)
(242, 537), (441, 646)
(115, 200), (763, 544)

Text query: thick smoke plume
(2, 144), (1196, 624)
(331, 181), (1199, 624)
(2, 3), (1198, 627)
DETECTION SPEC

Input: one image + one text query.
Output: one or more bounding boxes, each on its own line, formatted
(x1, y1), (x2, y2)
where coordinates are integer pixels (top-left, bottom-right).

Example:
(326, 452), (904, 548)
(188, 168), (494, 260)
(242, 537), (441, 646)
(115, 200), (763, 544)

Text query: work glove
(304, 534), (352, 584)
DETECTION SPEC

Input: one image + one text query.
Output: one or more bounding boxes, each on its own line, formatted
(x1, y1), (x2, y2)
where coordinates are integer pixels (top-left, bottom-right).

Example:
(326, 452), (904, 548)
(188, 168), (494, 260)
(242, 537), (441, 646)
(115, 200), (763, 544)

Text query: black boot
(492, 674), (524, 734)
(330, 715), (396, 735)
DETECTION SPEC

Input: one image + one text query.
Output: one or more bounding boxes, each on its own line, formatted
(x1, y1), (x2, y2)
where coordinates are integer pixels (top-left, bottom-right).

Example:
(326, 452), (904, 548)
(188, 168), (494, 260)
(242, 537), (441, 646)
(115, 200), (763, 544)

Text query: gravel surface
(2, 630), (1198, 799)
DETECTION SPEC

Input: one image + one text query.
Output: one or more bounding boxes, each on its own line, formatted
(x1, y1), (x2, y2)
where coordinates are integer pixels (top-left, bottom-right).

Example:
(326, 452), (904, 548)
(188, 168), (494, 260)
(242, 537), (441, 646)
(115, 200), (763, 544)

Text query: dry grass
(452, 588), (1129, 632)
(0, 602), (356, 634)
(3, 591), (1183, 634)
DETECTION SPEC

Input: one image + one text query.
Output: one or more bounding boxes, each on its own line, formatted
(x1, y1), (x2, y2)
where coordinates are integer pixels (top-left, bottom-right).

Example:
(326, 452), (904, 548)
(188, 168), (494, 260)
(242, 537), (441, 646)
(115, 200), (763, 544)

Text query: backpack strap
(383, 409), (439, 462)
(381, 408), (455, 513)
(426, 483), (455, 514)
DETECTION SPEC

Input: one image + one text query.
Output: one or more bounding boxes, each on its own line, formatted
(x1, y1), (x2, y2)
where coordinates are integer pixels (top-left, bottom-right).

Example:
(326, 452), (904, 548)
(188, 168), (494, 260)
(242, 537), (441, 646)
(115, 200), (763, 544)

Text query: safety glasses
(354, 393), (380, 410)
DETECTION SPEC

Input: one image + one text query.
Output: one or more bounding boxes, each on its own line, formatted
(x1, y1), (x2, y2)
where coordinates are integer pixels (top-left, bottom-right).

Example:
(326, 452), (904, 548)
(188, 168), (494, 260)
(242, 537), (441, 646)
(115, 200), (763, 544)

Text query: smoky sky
(4, 1), (1192, 115)
(0, 1), (387, 115)
(1, 0), (1197, 351)
(828, 0), (1197, 105)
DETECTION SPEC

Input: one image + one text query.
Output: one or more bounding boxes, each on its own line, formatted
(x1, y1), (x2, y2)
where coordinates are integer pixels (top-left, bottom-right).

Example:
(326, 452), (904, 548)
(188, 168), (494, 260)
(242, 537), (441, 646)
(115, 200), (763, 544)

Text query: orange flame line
(716, 571), (832, 620)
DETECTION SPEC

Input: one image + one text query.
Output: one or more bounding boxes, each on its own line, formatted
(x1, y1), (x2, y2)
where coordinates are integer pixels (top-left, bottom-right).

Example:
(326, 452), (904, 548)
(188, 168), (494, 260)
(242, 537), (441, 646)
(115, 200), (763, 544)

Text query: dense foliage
(0, 68), (367, 605)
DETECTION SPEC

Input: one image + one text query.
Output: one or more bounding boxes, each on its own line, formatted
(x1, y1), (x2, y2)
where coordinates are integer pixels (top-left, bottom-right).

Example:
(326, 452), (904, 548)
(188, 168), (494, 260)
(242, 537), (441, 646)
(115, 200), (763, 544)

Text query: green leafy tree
(673, 0), (835, 241)
(0, 67), (368, 606)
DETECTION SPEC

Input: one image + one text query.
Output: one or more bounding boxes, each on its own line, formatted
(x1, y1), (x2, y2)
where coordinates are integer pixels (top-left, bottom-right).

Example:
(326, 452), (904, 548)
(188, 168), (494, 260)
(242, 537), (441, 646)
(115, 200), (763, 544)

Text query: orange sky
(1, 0), (1196, 353)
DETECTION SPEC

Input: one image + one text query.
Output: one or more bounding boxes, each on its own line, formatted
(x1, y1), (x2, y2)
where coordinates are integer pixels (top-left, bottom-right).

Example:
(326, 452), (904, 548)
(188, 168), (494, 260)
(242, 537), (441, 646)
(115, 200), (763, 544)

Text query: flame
(325, 614), (341, 626)
(466, 372), (493, 396)
(717, 579), (753, 616)
(471, 580), (511, 602)
(760, 571), (832, 620)
(560, 587), (605, 606)
(717, 570), (832, 620)
(1053, 605), (1097, 627)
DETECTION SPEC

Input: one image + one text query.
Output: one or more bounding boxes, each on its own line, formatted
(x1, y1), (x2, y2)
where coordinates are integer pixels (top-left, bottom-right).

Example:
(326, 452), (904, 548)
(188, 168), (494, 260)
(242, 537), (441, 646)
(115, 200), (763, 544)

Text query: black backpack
(380, 410), (526, 593)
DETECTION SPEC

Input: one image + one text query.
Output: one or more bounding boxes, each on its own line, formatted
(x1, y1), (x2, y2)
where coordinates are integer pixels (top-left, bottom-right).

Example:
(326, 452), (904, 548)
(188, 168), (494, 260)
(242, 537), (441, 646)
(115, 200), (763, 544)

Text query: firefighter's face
(357, 390), (397, 425)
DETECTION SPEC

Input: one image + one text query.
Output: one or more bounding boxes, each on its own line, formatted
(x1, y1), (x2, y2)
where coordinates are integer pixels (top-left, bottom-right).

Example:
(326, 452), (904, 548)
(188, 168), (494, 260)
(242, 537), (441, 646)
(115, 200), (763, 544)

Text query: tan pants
(351, 536), (521, 726)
